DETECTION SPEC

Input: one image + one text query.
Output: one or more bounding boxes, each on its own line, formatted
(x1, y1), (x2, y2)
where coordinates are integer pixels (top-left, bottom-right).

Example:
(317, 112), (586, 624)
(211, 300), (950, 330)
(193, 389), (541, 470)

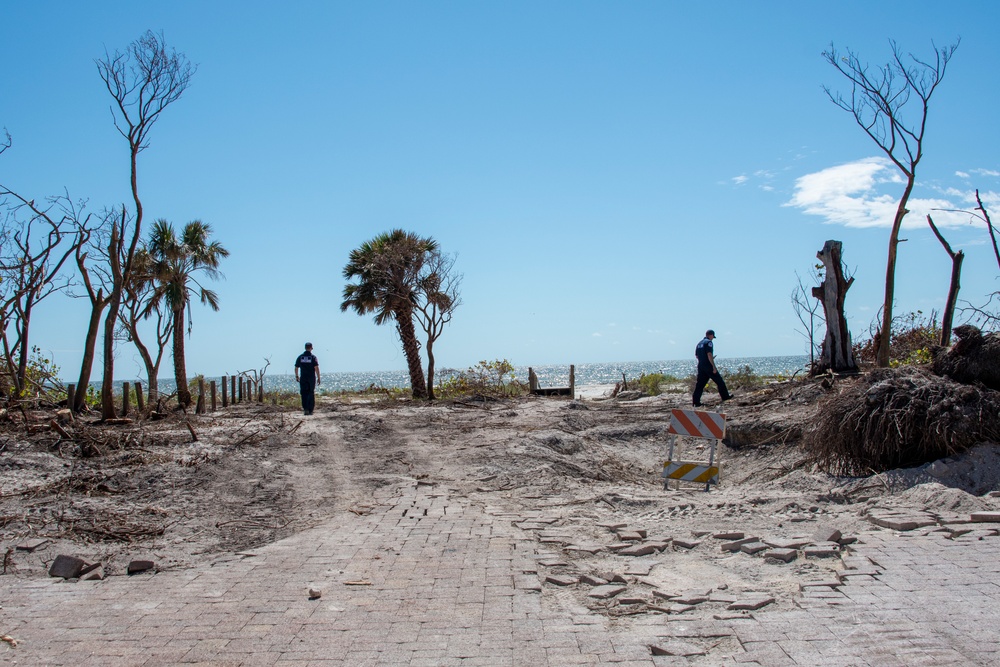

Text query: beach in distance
(307, 355), (811, 396)
(104, 355), (809, 396)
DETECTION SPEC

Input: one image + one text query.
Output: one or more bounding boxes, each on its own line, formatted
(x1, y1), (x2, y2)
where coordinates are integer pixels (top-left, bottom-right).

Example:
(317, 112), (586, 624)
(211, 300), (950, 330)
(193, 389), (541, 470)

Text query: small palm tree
(145, 219), (229, 408)
(341, 230), (437, 399)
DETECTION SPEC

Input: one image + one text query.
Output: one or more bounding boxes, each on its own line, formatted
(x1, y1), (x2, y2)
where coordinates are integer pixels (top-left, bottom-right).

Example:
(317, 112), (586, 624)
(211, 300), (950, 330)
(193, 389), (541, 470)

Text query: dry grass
(807, 366), (1000, 476)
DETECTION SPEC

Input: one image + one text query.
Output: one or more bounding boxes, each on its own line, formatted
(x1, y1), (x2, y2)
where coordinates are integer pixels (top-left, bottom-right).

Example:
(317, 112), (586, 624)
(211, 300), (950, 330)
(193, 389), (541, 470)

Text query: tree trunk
(426, 337), (436, 401)
(927, 214), (964, 346)
(74, 300), (107, 412)
(100, 291), (121, 419)
(877, 179), (915, 367)
(941, 251), (964, 346)
(812, 240), (858, 373)
(173, 304), (191, 408)
(14, 298), (33, 395)
(395, 305), (427, 399)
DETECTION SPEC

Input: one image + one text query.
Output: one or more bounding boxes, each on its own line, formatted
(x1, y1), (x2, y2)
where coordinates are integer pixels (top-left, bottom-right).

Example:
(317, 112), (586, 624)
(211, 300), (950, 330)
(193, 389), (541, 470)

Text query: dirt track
(3, 379), (999, 616)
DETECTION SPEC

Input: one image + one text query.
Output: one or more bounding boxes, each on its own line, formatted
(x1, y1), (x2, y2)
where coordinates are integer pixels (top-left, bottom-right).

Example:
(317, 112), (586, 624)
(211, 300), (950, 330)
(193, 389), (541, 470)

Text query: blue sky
(2, 1), (999, 380)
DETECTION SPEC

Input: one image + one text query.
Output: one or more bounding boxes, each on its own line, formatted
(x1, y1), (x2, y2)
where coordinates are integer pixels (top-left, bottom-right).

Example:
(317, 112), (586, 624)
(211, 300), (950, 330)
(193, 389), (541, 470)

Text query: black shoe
(721, 394), (735, 402)
(693, 403), (703, 408)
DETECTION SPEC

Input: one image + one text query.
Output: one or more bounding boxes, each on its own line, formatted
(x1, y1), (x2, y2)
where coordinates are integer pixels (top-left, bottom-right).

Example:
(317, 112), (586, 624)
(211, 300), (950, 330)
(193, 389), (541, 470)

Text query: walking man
(693, 329), (733, 407)
(294, 342), (320, 415)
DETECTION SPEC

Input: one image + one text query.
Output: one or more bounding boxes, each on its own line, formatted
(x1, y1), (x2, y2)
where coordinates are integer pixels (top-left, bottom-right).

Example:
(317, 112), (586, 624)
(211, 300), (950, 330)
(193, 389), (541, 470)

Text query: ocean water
(88, 356), (809, 396)
(251, 355), (809, 394)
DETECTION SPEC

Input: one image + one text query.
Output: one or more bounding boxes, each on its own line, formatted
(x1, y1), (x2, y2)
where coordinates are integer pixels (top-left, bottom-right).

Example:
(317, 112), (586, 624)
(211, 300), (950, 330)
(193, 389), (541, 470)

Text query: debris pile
(807, 366), (1000, 476)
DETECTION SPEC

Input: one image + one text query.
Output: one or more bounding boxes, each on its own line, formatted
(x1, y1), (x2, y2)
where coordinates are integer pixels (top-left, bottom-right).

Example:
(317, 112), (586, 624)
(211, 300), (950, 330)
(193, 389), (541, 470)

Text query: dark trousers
(693, 367), (731, 406)
(299, 378), (316, 413)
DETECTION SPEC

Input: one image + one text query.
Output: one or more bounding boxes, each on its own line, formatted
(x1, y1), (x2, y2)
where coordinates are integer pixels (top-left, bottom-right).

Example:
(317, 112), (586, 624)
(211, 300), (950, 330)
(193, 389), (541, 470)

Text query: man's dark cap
(706, 329), (716, 337)
(305, 342), (313, 348)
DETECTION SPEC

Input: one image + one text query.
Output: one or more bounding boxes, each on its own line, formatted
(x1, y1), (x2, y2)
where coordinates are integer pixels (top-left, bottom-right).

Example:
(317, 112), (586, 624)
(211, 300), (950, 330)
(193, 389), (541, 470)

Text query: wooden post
(222, 376), (228, 407)
(238, 378), (244, 403)
(67, 384), (76, 413)
(528, 367), (538, 394)
(122, 382), (130, 417)
(569, 364), (575, 399)
(196, 377), (206, 414)
(230, 375), (236, 405)
(258, 380), (263, 403)
(210, 381), (217, 412)
(135, 382), (144, 413)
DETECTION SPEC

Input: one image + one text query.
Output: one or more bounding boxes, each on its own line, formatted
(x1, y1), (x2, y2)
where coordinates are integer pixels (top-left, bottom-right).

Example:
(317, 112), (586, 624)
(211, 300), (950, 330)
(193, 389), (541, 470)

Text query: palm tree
(341, 230), (437, 399)
(145, 219), (229, 408)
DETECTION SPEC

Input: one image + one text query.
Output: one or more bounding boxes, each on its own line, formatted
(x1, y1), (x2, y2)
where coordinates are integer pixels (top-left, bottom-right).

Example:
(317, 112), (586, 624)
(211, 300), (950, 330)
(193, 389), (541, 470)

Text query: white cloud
(787, 158), (970, 229)
(732, 175), (748, 185)
(955, 171), (970, 179)
(973, 168), (1000, 178)
(592, 332), (602, 337)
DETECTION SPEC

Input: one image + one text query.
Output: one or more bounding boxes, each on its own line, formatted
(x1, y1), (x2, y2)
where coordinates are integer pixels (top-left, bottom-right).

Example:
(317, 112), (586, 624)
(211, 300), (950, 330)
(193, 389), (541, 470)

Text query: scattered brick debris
(764, 548), (797, 563)
(49, 555), (86, 579)
(650, 640), (706, 657)
(728, 596), (775, 611)
(545, 574), (578, 587)
(721, 537), (758, 552)
(127, 560), (155, 575)
(588, 585), (626, 599)
(15, 539), (49, 553)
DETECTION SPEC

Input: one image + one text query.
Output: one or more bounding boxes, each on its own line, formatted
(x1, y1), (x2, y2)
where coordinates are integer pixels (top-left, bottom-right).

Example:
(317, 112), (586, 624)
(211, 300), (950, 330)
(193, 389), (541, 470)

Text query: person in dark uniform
(294, 342), (320, 415)
(693, 329), (733, 407)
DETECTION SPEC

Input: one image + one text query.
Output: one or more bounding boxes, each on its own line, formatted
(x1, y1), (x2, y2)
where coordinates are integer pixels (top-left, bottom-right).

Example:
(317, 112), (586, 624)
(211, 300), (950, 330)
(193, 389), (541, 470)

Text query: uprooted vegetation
(807, 366), (1000, 476)
(932, 324), (1000, 391)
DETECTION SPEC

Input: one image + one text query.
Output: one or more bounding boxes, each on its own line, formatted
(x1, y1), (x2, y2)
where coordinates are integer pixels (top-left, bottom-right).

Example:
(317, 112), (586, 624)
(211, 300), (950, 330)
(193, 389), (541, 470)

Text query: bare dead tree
(70, 206), (115, 411)
(239, 358), (272, 402)
(931, 190), (999, 329)
(926, 214), (964, 345)
(413, 250), (463, 400)
(975, 189), (1000, 274)
(1, 134), (87, 402)
(823, 39), (959, 367)
(791, 268), (825, 368)
(95, 30), (195, 419)
(0, 194), (78, 396)
(811, 240), (858, 373)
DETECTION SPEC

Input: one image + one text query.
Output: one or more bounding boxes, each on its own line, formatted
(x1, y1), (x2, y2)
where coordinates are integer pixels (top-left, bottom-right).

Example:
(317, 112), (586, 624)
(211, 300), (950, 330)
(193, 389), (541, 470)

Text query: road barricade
(662, 408), (726, 491)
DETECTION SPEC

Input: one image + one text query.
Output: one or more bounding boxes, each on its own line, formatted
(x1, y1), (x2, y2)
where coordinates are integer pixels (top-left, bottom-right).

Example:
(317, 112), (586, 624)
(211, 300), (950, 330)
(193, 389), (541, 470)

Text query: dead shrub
(808, 366), (1000, 476)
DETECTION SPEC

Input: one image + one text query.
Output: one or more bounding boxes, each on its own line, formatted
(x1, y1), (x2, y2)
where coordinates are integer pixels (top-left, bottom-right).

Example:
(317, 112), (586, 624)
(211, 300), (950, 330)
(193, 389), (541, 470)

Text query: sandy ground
(3, 376), (1000, 616)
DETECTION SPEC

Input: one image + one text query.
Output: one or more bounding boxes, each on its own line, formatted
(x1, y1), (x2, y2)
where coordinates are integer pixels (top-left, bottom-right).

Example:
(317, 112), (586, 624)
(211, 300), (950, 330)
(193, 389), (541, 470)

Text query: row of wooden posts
(65, 375), (265, 417)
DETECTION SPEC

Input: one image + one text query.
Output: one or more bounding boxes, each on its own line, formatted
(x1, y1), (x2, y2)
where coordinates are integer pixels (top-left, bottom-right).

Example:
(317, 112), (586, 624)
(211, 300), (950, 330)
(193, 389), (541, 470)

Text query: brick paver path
(2, 481), (998, 665)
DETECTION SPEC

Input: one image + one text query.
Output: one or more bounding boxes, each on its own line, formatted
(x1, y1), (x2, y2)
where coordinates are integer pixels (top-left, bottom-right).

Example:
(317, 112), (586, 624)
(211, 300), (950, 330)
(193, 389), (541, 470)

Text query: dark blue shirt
(695, 337), (714, 372)
(295, 351), (319, 383)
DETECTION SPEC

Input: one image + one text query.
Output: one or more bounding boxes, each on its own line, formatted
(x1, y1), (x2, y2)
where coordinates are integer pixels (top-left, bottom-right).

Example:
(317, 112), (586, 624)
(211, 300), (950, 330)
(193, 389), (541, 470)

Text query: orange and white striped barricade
(663, 408), (726, 491)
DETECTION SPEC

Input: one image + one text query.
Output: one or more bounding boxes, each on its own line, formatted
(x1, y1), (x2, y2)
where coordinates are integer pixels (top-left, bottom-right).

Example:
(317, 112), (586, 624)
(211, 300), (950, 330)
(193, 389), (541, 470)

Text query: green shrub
(626, 372), (683, 396)
(854, 310), (941, 367)
(685, 365), (765, 393)
(436, 359), (528, 399)
(723, 364), (765, 391)
(264, 389), (303, 408)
